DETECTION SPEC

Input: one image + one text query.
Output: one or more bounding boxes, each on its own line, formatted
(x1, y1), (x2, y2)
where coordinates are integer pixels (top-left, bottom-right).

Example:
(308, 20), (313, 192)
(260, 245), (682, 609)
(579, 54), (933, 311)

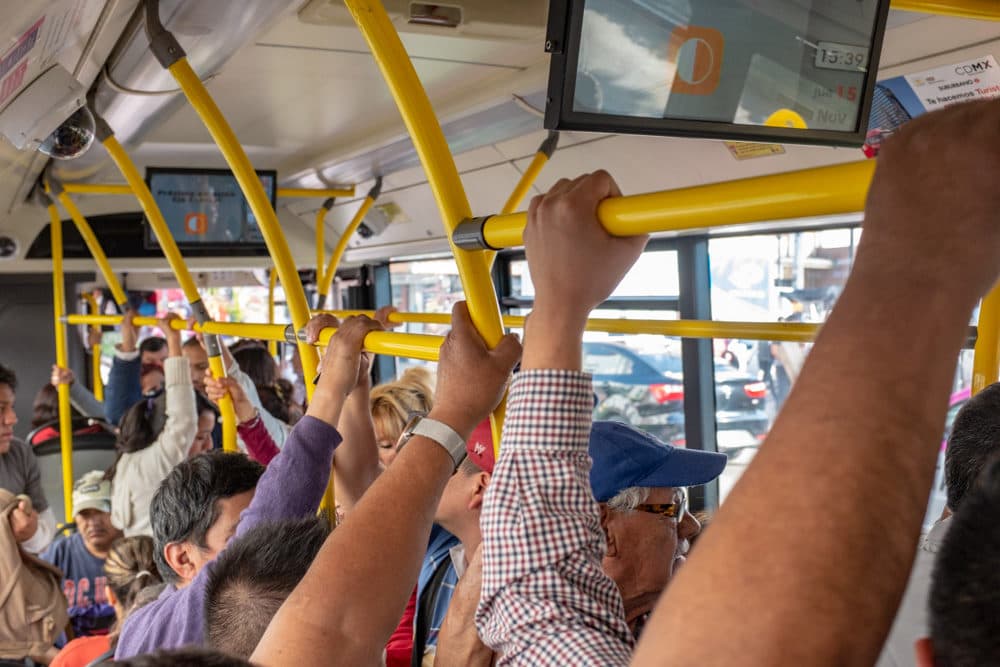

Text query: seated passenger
(109, 314), (198, 537)
(50, 535), (163, 667)
(41, 471), (123, 639)
(114, 314), (384, 658)
(0, 362), (57, 553)
(878, 383), (1000, 665)
(371, 366), (435, 467)
(919, 454), (1000, 666)
(204, 517), (330, 658)
(105, 312), (168, 425)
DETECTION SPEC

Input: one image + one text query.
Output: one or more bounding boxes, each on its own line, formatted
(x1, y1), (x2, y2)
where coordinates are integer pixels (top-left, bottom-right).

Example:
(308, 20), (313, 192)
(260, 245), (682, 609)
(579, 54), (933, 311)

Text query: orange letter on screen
(184, 213), (208, 235)
(668, 25), (725, 96)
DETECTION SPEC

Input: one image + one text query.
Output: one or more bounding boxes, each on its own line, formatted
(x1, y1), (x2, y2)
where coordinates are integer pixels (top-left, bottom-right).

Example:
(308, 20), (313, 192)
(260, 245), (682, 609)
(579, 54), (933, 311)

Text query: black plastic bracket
(453, 216), (495, 251)
(144, 0), (187, 69)
(539, 130), (560, 158)
(368, 175), (384, 201)
(321, 197), (335, 211)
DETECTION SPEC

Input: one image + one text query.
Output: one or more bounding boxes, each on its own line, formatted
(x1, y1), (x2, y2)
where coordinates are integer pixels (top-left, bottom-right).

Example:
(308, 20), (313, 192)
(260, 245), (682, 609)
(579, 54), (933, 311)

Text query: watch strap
(410, 417), (467, 468)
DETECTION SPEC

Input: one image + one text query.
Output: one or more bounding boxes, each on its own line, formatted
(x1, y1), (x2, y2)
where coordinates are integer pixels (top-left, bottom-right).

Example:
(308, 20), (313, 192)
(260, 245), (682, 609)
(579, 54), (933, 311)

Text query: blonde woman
(370, 366), (434, 468)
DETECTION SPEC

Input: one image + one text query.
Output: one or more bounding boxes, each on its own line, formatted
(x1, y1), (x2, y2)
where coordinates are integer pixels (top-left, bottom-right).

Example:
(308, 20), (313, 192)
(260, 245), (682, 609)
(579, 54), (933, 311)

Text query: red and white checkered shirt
(476, 369), (634, 666)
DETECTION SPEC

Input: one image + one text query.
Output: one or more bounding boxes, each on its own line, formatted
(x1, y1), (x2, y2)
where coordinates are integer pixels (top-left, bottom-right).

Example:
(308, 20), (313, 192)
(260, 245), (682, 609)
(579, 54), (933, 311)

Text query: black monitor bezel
(543, 0), (893, 147)
(143, 167), (277, 256)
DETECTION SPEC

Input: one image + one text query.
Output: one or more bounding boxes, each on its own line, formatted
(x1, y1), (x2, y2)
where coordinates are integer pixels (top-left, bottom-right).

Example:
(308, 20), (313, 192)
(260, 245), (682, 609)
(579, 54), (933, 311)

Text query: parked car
(583, 341), (769, 457)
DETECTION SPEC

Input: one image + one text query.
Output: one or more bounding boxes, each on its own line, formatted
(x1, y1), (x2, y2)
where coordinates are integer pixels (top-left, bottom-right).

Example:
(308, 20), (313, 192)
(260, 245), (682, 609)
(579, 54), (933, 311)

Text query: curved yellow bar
(101, 135), (238, 452)
(80, 292), (104, 402)
(973, 286), (1000, 394)
(279, 187), (355, 199)
(167, 58), (320, 403)
(345, 0), (507, 446)
(48, 204), (75, 522)
(318, 196), (375, 302)
(54, 192), (129, 308)
(61, 183), (133, 196)
(892, 0), (1000, 19)
(481, 160), (877, 248)
(267, 270), (279, 357)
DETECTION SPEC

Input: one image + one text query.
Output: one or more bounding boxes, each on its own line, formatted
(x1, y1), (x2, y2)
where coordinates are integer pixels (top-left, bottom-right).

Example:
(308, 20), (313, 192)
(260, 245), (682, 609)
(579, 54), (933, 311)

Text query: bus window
(390, 258), (465, 377)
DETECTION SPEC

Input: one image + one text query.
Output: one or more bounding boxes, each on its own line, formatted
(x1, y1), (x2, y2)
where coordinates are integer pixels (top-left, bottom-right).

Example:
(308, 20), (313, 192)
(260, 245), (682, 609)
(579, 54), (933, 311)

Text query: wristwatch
(398, 415), (467, 469)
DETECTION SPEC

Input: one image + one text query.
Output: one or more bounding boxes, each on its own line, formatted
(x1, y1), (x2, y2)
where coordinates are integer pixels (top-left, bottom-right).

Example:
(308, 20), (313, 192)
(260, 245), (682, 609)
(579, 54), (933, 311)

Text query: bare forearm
(634, 261), (975, 666)
(252, 434), (453, 666)
(334, 388), (381, 511)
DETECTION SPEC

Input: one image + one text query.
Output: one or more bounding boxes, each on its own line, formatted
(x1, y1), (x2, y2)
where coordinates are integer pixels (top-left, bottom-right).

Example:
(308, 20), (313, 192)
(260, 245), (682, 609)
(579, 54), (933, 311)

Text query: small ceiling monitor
(144, 167), (275, 255)
(544, 0), (892, 147)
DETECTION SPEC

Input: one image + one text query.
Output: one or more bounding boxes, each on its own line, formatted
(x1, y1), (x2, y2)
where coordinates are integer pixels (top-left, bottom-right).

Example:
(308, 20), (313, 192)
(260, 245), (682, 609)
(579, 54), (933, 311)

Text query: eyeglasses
(635, 488), (687, 521)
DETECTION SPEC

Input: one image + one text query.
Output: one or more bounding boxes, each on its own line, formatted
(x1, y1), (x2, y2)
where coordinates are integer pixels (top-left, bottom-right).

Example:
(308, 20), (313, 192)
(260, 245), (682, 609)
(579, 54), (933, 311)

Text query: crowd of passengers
(1, 99), (999, 666)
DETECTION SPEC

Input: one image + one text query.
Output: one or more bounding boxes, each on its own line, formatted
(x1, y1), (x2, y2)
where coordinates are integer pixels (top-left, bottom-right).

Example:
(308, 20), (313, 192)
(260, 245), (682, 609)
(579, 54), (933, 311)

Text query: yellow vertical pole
(972, 286), (1000, 394)
(47, 199), (75, 522)
(318, 178), (383, 308)
(47, 184), (129, 310)
(345, 0), (508, 449)
(81, 292), (104, 402)
(267, 270), (278, 358)
(97, 130), (238, 452)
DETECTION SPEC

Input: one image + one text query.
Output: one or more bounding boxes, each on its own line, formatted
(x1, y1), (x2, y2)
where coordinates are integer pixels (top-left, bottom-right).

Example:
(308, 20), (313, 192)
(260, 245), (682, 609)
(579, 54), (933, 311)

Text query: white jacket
(111, 357), (197, 537)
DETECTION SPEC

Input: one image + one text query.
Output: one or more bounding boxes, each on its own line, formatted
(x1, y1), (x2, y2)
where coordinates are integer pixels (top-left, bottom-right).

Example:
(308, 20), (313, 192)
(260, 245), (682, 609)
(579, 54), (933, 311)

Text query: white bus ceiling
(0, 1), (998, 282)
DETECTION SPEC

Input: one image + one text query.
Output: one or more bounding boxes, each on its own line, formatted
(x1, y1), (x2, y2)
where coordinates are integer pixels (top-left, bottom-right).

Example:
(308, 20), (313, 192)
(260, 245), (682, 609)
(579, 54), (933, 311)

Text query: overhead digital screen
(144, 168), (274, 251)
(544, 0), (891, 146)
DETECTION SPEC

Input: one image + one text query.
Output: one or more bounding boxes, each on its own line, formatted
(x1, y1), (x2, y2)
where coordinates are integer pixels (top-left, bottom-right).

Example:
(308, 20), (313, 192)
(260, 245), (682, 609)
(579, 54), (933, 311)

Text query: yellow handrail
(317, 181), (381, 307)
(59, 182), (358, 199)
(80, 292), (104, 402)
(47, 201), (75, 522)
(973, 286), (1000, 394)
(345, 0), (507, 449)
(100, 132), (238, 451)
(892, 0), (1000, 20)
(267, 270), (279, 357)
(49, 189), (129, 309)
(461, 160), (877, 250)
(165, 59), (320, 404)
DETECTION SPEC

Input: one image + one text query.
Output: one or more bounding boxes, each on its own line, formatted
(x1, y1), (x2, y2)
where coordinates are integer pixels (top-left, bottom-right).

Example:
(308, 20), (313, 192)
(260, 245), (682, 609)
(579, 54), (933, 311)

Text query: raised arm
(205, 376), (280, 466)
(105, 310), (142, 425)
(251, 304), (520, 667)
(632, 100), (1000, 667)
(476, 172), (646, 666)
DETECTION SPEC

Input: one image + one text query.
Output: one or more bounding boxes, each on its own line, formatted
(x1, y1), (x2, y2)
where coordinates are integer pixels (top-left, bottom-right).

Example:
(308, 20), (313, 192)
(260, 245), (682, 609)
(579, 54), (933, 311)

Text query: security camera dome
(38, 106), (95, 160)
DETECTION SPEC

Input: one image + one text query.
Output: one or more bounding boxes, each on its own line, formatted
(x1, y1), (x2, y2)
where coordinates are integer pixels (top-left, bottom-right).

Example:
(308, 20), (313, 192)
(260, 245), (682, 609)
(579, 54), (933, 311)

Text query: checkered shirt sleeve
(476, 369), (634, 666)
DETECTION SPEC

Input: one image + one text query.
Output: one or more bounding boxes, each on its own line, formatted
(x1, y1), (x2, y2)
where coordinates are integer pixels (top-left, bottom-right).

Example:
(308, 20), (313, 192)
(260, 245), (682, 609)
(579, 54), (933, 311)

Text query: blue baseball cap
(588, 421), (728, 502)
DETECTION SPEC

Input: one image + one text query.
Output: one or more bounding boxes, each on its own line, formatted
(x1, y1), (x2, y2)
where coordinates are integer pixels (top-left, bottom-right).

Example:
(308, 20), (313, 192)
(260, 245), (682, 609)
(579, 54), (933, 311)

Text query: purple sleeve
(115, 416), (341, 658)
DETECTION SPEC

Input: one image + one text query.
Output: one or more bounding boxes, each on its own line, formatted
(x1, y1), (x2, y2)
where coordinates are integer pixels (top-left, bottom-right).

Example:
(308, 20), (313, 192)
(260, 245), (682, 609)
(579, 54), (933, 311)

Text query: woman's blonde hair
(370, 367), (435, 443)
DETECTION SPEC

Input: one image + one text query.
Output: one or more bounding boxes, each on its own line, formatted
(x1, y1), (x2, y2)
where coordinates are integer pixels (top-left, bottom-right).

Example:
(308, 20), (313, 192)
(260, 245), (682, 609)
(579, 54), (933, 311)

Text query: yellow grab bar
(80, 292), (104, 402)
(59, 182), (357, 199)
(345, 0), (507, 448)
(47, 201), (75, 521)
(317, 179), (383, 307)
(454, 160), (878, 250)
(48, 186), (129, 309)
(267, 270), (279, 357)
(973, 286), (1000, 394)
(891, 0), (1000, 19)
(99, 129), (238, 451)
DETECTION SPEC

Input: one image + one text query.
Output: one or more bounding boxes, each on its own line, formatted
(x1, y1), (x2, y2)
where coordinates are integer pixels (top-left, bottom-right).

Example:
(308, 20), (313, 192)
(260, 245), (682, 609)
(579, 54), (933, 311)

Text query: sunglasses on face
(634, 488), (687, 521)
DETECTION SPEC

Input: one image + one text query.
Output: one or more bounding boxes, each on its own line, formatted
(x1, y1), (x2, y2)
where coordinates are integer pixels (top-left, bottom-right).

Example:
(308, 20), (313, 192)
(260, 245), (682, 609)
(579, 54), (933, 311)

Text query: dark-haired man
(877, 382), (1000, 666)
(918, 453), (1000, 666)
(0, 362), (56, 553)
(205, 517), (331, 658)
(115, 314), (384, 658)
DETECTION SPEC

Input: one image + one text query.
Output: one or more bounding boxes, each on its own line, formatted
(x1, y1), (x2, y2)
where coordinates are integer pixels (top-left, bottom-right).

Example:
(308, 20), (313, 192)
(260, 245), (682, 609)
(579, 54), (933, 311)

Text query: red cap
(466, 419), (495, 474)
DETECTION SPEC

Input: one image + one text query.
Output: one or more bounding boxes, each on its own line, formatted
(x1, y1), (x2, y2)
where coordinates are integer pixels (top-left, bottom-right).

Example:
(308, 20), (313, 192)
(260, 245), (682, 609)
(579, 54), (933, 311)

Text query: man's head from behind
(921, 453), (1000, 666)
(105, 648), (252, 667)
(435, 420), (494, 535)
(0, 363), (16, 454)
(589, 421), (727, 633)
(205, 517), (330, 659)
(150, 451), (264, 586)
(945, 383), (1000, 512)
(73, 471), (121, 556)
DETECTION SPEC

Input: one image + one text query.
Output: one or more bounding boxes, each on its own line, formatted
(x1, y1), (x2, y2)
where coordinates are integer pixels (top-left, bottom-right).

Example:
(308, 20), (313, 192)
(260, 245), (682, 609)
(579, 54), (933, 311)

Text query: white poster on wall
(904, 55), (1000, 111)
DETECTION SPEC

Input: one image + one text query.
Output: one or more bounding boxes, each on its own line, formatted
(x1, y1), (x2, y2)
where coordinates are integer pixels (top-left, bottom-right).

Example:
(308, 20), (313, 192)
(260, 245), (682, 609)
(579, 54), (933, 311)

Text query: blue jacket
(104, 353), (142, 426)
